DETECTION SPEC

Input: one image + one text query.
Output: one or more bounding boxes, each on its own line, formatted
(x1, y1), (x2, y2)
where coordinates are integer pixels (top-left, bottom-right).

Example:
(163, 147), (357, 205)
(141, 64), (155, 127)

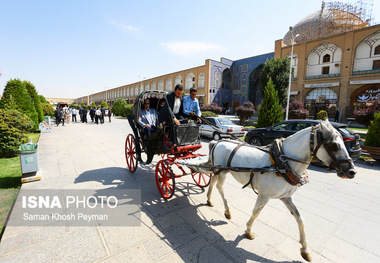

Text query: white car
(200, 117), (245, 140)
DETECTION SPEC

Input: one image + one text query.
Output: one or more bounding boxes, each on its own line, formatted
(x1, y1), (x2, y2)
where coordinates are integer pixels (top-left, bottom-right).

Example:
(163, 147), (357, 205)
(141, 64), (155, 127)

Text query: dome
(283, 8), (366, 46)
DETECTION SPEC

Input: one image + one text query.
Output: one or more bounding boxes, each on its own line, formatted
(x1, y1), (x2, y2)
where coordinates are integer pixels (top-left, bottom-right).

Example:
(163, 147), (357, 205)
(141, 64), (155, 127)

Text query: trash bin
(19, 141), (39, 174)
(44, 116), (51, 125)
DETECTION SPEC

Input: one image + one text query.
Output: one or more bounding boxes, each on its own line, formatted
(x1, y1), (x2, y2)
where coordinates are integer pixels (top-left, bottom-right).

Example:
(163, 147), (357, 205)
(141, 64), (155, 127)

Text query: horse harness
(212, 125), (352, 192)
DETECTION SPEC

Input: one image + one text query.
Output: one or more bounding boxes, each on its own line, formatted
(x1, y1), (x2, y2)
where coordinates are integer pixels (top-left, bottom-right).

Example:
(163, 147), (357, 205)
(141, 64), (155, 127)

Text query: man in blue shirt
(183, 87), (201, 122)
(138, 99), (157, 138)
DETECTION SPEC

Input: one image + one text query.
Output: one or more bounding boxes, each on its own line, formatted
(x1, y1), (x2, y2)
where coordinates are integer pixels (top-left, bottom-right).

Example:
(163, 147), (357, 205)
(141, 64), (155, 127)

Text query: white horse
(205, 120), (356, 262)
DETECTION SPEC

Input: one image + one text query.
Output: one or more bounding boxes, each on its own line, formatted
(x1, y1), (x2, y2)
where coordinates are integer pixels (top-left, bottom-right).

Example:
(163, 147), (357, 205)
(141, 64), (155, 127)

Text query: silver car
(200, 117), (245, 140)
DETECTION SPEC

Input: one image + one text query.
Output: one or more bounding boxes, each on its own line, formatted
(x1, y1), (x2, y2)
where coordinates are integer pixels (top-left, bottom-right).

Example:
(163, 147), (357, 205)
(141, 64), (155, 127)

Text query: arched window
(214, 72), (220, 89)
(198, 73), (205, 89)
(375, 45), (380, 55)
(151, 80), (156, 90)
(158, 79), (164, 91)
(165, 77), (172, 91)
(185, 72), (195, 90)
(175, 75), (182, 86)
(323, 54), (331, 63)
(145, 82), (149, 91)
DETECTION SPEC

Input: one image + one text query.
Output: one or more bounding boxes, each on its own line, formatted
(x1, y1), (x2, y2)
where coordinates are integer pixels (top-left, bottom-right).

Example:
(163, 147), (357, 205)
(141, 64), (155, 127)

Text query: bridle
(309, 126), (354, 173)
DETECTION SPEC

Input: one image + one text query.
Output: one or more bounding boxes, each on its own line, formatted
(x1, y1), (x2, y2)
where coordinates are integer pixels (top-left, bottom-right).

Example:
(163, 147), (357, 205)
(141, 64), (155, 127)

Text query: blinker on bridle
(310, 126), (354, 172)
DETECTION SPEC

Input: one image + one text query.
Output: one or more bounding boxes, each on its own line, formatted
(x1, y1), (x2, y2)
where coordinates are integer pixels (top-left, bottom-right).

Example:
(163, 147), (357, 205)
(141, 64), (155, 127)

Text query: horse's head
(312, 120), (356, 179)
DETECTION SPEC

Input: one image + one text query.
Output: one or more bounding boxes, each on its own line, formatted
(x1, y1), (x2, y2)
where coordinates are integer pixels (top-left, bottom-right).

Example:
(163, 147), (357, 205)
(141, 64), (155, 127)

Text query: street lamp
(285, 26), (300, 121)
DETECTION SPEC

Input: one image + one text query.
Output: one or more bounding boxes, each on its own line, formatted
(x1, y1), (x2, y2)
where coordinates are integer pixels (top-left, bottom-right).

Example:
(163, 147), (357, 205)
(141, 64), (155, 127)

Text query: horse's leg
(206, 174), (218, 207)
(281, 197), (312, 262)
(212, 172), (231, 219)
(245, 195), (269, 240)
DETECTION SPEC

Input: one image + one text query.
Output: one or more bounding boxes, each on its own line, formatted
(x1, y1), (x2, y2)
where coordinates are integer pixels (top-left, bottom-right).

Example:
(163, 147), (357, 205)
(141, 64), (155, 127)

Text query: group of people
(54, 106), (111, 126)
(138, 84), (201, 139)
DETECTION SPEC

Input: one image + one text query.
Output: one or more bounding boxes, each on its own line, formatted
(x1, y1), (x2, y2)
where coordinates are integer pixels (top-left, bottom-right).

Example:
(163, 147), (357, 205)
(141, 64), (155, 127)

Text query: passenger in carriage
(182, 87), (201, 122)
(158, 84), (185, 126)
(138, 99), (157, 138)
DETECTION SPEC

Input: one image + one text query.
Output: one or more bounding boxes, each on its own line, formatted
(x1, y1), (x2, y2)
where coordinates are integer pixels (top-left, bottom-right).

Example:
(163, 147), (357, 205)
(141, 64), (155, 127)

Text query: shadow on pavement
(74, 167), (304, 263)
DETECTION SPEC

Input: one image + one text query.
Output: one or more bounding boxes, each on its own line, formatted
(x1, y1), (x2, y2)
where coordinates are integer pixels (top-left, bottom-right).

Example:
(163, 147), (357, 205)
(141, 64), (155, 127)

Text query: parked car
(244, 120), (362, 161)
(200, 117), (245, 140)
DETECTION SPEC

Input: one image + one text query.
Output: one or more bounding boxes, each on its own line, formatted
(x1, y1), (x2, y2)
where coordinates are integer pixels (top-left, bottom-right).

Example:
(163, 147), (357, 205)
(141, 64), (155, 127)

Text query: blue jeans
(143, 125), (156, 138)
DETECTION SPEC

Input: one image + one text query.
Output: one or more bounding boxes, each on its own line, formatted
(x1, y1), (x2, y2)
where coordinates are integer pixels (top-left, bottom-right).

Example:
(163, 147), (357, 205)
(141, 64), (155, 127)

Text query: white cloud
(109, 20), (139, 32)
(161, 41), (223, 56)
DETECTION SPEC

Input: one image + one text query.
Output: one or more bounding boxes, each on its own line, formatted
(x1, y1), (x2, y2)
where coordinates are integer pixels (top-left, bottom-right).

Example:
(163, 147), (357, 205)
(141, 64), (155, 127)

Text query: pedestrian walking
(71, 107), (77, 122)
(82, 107), (88, 123)
(95, 108), (101, 124)
(108, 108), (112, 122)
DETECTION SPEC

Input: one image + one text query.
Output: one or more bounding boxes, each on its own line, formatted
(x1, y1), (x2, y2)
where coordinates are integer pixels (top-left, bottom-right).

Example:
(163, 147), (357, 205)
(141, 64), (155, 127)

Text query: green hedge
(0, 110), (34, 158)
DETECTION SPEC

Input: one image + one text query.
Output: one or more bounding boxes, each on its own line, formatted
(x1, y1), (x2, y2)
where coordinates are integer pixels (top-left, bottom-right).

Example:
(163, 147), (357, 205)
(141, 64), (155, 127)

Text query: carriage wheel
(191, 172), (211, 187)
(155, 160), (175, 199)
(125, 134), (138, 173)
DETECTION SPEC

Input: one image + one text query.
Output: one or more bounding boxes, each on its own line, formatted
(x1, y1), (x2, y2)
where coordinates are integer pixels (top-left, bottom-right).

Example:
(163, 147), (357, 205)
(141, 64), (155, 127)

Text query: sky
(1, 0), (379, 99)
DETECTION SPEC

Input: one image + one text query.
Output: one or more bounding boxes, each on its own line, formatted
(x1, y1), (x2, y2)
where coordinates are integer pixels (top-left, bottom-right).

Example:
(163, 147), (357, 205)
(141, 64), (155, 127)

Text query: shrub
(256, 78), (283, 128)
(365, 112), (380, 147)
(0, 79), (38, 130)
(101, 101), (109, 108)
(0, 110), (34, 132)
(24, 81), (44, 123)
(0, 110), (34, 158)
(287, 100), (309, 119)
(235, 101), (255, 126)
(112, 98), (127, 116)
(124, 104), (133, 116)
(41, 103), (55, 117)
(201, 103), (222, 114)
(354, 101), (380, 127)
(201, 111), (218, 117)
(38, 95), (49, 104)
(316, 110), (328, 120)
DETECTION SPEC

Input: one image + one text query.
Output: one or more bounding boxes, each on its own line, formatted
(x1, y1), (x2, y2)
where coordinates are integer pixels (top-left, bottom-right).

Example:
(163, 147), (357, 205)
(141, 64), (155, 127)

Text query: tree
(24, 81), (44, 123)
(112, 98), (127, 116)
(256, 78), (283, 128)
(365, 112), (380, 147)
(201, 102), (222, 114)
(0, 109), (34, 158)
(288, 100), (309, 119)
(101, 101), (109, 108)
(259, 57), (291, 106)
(0, 79), (38, 130)
(39, 95), (49, 104)
(235, 101), (255, 126)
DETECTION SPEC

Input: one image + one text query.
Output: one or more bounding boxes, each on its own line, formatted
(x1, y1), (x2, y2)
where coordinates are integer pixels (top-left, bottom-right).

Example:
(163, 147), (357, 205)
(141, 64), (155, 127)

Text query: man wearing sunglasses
(138, 99), (157, 138)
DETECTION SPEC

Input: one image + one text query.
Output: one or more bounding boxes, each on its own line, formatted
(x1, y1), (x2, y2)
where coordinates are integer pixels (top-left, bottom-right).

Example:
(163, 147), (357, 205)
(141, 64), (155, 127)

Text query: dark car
(245, 120), (362, 161)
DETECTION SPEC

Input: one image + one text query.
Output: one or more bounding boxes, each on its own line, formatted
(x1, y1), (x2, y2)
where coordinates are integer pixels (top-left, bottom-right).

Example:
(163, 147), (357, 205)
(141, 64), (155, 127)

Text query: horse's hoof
(224, 212), (231, 219)
(207, 200), (214, 207)
(301, 251), (312, 262)
(245, 232), (255, 240)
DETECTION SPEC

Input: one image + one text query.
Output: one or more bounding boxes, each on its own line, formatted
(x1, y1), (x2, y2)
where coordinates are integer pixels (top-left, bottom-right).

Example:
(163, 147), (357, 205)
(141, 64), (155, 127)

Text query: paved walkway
(1, 117), (380, 262)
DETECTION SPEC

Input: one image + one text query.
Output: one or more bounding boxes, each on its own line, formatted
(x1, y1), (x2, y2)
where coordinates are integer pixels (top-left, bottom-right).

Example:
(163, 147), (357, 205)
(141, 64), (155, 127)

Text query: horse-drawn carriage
(125, 90), (358, 261)
(125, 90), (211, 199)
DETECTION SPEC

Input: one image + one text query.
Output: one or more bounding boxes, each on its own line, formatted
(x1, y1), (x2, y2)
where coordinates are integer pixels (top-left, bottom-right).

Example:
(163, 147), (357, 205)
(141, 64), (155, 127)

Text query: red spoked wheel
(125, 134), (138, 173)
(191, 172), (211, 187)
(155, 160), (175, 199)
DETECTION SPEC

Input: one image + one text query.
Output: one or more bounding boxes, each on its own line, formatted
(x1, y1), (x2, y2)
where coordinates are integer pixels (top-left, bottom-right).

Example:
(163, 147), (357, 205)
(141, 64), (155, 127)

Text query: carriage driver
(138, 99), (157, 138)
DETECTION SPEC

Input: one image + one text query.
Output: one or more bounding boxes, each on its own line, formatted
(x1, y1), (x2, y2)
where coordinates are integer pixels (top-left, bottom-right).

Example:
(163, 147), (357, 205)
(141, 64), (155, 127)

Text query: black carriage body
(175, 123), (200, 146)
